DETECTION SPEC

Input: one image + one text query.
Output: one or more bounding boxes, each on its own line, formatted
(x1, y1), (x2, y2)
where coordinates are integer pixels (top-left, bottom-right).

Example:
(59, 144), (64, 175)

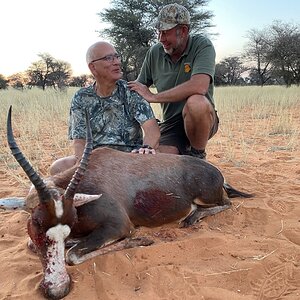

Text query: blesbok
(6, 106), (252, 299)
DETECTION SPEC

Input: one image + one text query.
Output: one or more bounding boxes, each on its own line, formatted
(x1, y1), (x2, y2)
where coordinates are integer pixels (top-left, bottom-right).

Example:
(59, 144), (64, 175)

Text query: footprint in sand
(151, 266), (199, 299)
(282, 228), (300, 246)
(265, 199), (295, 215)
(250, 262), (299, 299)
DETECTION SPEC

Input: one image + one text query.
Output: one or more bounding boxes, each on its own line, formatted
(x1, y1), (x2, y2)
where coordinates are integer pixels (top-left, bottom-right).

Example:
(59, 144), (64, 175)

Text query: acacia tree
(98, 0), (214, 80)
(27, 53), (72, 90)
(48, 59), (72, 90)
(244, 21), (300, 86)
(69, 74), (94, 87)
(268, 21), (300, 86)
(215, 56), (248, 86)
(7, 72), (29, 89)
(244, 28), (273, 86)
(0, 74), (9, 89)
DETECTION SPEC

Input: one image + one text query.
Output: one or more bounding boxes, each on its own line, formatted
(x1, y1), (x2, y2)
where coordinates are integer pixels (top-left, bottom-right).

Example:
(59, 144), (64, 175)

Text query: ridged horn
(7, 106), (51, 203)
(63, 109), (93, 200)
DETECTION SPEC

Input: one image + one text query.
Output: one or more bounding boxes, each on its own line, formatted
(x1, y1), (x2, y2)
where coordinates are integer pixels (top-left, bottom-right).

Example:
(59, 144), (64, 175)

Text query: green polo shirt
(137, 34), (215, 124)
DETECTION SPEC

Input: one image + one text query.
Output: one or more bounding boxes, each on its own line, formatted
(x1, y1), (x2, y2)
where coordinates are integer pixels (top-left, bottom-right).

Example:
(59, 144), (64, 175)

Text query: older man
(129, 3), (218, 159)
(50, 41), (160, 175)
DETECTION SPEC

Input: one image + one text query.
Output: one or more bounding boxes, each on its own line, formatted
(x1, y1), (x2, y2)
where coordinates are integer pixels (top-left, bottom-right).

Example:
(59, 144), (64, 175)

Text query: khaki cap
(155, 3), (190, 31)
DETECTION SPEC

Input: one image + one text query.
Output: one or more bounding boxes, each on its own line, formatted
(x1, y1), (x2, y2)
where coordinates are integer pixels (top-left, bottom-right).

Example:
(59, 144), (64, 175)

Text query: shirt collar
(89, 80), (122, 97)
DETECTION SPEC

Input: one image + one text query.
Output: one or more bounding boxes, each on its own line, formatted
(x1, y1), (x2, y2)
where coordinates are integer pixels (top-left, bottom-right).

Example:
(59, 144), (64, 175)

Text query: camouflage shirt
(68, 79), (155, 152)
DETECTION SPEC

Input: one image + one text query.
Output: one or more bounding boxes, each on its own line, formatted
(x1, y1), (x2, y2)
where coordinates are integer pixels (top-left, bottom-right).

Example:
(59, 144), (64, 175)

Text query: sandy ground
(0, 109), (300, 300)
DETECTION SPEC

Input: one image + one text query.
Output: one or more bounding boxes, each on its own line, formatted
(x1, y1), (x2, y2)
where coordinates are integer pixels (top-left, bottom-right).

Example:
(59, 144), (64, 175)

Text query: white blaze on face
(54, 199), (64, 218)
(44, 224), (71, 290)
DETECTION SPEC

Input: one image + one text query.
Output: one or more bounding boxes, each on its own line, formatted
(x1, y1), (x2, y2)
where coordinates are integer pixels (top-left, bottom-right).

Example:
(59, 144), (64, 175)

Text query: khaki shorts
(159, 110), (219, 154)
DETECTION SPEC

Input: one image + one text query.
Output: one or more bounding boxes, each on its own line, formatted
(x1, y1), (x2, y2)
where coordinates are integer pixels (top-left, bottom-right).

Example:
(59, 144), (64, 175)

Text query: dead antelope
(7, 106), (252, 299)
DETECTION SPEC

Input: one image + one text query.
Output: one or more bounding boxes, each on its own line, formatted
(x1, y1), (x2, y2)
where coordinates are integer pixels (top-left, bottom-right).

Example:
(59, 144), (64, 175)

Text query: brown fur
(24, 147), (252, 299)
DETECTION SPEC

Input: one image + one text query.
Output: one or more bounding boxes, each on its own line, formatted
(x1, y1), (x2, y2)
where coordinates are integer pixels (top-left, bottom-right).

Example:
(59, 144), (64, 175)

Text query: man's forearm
(141, 119), (161, 150)
(142, 136), (159, 150)
(73, 139), (86, 159)
(152, 74), (210, 103)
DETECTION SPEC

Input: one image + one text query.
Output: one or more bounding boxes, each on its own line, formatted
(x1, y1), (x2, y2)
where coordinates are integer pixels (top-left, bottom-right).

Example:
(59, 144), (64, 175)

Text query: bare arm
(128, 74), (210, 103)
(132, 118), (160, 154)
(72, 139), (86, 160)
(141, 118), (160, 149)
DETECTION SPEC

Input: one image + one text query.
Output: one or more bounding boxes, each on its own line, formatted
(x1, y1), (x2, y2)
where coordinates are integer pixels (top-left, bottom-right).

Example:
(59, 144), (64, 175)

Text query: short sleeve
(68, 91), (87, 140)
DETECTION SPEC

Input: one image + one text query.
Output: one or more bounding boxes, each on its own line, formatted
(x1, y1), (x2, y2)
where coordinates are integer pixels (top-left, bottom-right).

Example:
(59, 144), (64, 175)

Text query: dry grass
(0, 88), (77, 183)
(209, 86), (299, 165)
(1, 85), (299, 188)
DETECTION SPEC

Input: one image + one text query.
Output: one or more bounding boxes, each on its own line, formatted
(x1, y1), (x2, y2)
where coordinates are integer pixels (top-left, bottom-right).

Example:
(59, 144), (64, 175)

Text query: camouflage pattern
(68, 79), (155, 152)
(155, 3), (190, 31)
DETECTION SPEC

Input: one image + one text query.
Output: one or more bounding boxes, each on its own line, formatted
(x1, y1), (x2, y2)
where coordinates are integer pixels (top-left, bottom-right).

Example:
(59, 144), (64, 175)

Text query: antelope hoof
(66, 248), (83, 266)
(27, 238), (38, 254)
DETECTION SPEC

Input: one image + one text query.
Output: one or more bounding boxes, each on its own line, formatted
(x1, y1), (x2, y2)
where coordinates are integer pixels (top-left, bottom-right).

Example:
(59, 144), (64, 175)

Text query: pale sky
(1, 0), (299, 77)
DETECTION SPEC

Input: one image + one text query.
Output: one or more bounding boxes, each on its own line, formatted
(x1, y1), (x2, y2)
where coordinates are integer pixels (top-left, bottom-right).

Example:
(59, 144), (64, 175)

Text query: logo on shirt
(184, 63), (191, 73)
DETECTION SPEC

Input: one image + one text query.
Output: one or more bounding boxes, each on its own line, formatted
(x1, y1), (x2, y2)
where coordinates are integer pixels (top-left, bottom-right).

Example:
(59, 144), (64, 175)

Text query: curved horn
(7, 106), (51, 203)
(64, 109), (93, 200)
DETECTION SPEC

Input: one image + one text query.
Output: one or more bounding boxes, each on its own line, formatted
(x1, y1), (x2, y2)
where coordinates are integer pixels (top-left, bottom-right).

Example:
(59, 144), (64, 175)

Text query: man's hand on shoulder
(128, 81), (156, 103)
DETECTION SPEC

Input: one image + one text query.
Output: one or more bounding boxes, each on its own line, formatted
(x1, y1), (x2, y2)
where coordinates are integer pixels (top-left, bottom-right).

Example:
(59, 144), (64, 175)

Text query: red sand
(1, 110), (300, 299)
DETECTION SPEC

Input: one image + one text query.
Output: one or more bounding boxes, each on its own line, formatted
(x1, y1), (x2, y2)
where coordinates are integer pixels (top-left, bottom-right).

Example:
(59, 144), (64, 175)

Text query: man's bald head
(86, 41), (115, 64)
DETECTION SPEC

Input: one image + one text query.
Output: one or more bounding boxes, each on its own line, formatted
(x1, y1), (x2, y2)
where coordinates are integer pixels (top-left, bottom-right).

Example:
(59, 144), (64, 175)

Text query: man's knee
(49, 155), (77, 175)
(182, 94), (218, 142)
(183, 95), (212, 117)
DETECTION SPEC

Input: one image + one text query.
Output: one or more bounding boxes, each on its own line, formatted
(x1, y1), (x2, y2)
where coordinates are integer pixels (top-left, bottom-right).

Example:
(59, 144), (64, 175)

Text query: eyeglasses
(91, 53), (122, 63)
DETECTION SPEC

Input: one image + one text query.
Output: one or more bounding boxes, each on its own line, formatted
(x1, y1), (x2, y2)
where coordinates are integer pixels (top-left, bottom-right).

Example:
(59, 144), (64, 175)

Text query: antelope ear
(73, 193), (102, 207)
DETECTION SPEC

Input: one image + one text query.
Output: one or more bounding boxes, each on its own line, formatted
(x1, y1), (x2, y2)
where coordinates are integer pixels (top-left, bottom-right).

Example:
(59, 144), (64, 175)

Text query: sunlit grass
(0, 87), (77, 179)
(0, 85), (299, 188)
(211, 85), (299, 165)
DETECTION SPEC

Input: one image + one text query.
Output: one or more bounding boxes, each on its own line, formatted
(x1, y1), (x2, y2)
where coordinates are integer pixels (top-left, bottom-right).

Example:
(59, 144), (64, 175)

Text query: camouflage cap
(155, 3), (190, 31)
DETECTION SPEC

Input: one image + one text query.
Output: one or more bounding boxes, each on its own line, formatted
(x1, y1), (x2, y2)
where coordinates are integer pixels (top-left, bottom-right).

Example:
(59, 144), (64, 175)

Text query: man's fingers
(131, 148), (156, 155)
